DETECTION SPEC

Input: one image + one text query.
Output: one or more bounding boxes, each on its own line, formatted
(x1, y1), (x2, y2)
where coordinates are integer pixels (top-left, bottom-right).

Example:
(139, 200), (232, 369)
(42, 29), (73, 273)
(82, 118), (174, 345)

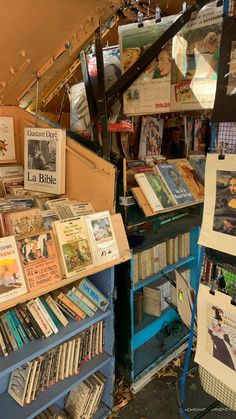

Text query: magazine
(138, 116), (164, 160)
(156, 163), (194, 205)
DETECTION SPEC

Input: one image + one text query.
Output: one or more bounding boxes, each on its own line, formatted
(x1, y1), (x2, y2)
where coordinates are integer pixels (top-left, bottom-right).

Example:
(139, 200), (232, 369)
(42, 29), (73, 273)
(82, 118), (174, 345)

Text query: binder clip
(137, 12), (144, 28)
(155, 7), (161, 23)
(216, 0), (223, 7)
(181, 2), (187, 13)
(209, 279), (216, 295)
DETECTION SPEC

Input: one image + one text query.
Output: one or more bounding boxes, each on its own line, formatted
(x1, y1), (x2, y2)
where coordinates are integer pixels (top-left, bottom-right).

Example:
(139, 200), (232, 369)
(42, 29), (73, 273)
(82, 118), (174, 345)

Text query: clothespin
(181, 2), (187, 13)
(155, 7), (161, 23)
(137, 12), (144, 28)
(218, 141), (226, 160)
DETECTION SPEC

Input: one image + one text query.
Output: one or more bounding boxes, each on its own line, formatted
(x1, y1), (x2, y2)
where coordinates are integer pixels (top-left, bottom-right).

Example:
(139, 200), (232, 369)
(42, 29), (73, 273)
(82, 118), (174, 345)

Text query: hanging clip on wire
(181, 2), (187, 13)
(155, 7), (161, 23)
(216, 0), (223, 7)
(209, 278), (216, 295)
(218, 142), (226, 160)
(137, 12), (144, 28)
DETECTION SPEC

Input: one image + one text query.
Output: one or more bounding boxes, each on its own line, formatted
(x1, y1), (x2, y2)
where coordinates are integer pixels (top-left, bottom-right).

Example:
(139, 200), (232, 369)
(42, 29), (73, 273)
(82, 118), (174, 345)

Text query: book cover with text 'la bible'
(24, 127), (66, 194)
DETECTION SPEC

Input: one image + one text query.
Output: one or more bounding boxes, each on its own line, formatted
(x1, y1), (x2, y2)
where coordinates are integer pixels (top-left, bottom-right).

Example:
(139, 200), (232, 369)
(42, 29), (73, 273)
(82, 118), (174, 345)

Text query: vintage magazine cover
(138, 116), (164, 160)
(156, 163), (194, 205)
(199, 154), (236, 256)
(0, 117), (16, 163)
(85, 211), (119, 265)
(53, 217), (94, 277)
(4, 208), (43, 238)
(195, 284), (236, 389)
(119, 15), (177, 115)
(0, 235), (28, 304)
(171, 158), (204, 200)
(171, 1), (223, 111)
(24, 127), (66, 195)
(17, 231), (62, 291)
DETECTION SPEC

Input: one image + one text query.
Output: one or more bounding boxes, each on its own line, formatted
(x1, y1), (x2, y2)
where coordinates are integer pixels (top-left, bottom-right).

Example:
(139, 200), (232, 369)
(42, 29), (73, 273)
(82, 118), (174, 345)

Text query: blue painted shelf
(0, 309), (111, 379)
(0, 353), (111, 419)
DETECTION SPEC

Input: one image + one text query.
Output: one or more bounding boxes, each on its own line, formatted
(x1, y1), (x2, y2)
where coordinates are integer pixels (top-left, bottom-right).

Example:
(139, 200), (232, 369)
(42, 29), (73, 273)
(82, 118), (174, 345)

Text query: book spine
(17, 306), (40, 340)
(14, 307), (34, 341)
(26, 300), (52, 338)
(72, 287), (98, 312)
(0, 321), (12, 353)
(39, 297), (61, 328)
(67, 290), (93, 317)
(57, 293), (84, 319)
(5, 311), (23, 348)
(45, 295), (68, 327)
(23, 306), (45, 340)
(34, 298), (58, 334)
(56, 299), (77, 320)
(79, 278), (109, 312)
(0, 329), (8, 357)
(10, 310), (29, 344)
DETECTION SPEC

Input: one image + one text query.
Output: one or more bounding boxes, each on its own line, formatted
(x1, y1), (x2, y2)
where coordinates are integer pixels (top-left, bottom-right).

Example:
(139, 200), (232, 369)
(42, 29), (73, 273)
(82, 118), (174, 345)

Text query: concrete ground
(117, 376), (181, 419)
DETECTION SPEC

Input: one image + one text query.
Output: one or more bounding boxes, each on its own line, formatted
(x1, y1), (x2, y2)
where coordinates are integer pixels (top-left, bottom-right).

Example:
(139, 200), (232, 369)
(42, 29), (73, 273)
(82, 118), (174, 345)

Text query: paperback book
(172, 158), (204, 200)
(0, 235), (28, 304)
(17, 231), (62, 291)
(24, 127), (66, 194)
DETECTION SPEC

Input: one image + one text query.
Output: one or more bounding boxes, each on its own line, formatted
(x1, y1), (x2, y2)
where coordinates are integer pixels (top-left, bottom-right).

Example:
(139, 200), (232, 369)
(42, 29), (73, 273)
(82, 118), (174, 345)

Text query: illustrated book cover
(4, 208), (44, 238)
(24, 127), (66, 194)
(52, 217), (94, 277)
(171, 158), (204, 200)
(156, 163), (194, 205)
(0, 235), (28, 305)
(138, 116), (164, 160)
(17, 231), (62, 291)
(0, 116), (16, 163)
(134, 171), (175, 212)
(85, 211), (119, 266)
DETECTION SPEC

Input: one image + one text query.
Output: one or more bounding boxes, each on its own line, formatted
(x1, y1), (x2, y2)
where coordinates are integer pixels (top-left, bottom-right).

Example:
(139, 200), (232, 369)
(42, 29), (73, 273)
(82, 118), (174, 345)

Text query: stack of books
(0, 278), (108, 357)
(8, 320), (105, 406)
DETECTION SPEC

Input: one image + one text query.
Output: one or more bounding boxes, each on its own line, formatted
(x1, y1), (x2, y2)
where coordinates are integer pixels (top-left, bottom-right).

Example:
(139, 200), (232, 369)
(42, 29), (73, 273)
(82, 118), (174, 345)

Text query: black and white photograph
(213, 170), (236, 236)
(28, 139), (56, 172)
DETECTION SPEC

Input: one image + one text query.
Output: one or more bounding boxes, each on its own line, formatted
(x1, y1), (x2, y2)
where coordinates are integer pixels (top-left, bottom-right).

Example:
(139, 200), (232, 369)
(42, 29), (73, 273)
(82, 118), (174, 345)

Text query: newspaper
(171, 1), (223, 111)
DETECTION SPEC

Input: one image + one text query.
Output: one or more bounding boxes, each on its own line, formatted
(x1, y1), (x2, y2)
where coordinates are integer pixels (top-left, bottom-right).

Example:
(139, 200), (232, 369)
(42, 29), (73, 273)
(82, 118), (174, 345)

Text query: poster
(171, 1), (223, 111)
(138, 116), (164, 160)
(199, 154), (236, 256)
(195, 284), (236, 389)
(212, 17), (236, 122)
(119, 15), (177, 115)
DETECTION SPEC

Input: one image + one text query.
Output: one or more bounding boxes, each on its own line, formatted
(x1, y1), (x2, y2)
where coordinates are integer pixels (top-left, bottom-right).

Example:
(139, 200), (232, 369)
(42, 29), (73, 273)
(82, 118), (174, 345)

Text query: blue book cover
(78, 278), (109, 312)
(67, 290), (94, 318)
(5, 311), (24, 348)
(10, 310), (29, 344)
(157, 163), (194, 205)
(189, 157), (205, 184)
(39, 297), (61, 329)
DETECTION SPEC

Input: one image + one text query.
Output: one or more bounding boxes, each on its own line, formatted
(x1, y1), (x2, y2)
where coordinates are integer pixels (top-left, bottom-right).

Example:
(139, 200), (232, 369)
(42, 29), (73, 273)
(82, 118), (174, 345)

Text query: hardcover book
(156, 163), (194, 205)
(52, 217), (94, 277)
(135, 171), (175, 212)
(0, 235), (28, 304)
(172, 158), (204, 200)
(0, 116), (16, 163)
(24, 127), (66, 194)
(17, 231), (62, 291)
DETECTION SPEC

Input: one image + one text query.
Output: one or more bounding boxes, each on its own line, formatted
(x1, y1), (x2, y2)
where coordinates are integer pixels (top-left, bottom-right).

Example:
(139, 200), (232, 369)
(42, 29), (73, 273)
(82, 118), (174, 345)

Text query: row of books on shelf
(132, 232), (190, 284)
(128, 156), (205, 213)
(0, 179), (119, 305)
(34, 368), (106, 419)
(134, 268), (190, 325)
(8, 320), (105, 407)
(0, 278), (108, 357)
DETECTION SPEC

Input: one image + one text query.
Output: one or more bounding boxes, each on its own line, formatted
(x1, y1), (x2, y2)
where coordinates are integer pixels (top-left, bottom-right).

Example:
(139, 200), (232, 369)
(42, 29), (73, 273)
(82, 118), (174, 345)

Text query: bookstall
(0, 1), (132, 418)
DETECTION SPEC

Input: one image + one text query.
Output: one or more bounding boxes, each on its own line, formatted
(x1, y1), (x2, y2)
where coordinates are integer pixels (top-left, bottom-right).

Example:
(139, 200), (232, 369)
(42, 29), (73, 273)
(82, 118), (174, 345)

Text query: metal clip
(218, 142), (226, 160)
(216, 0), (223, 7)
(231, 291), (236, 306)
(209, 279), (216, 295)
(155, 7), (161, 23)
(137, 11), (144, 28)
